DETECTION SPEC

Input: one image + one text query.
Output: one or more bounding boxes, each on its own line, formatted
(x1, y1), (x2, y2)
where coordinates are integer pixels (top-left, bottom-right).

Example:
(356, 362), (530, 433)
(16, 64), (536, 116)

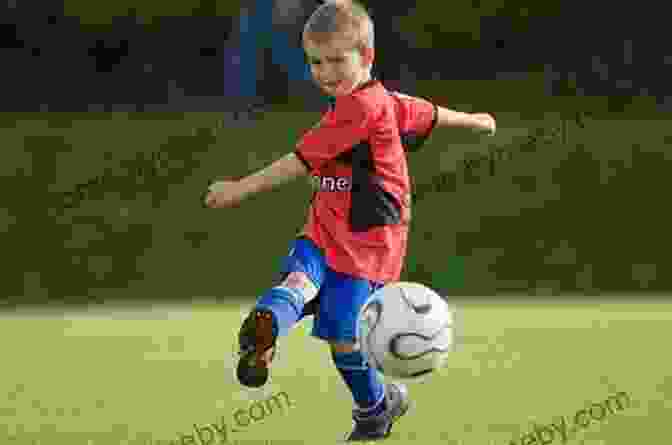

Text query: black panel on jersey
(348, 141), (403, 232)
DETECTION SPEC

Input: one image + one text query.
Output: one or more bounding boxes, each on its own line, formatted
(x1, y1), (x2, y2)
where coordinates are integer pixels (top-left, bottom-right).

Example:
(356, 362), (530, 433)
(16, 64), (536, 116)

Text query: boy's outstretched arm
(436, 106), (496, 135)
(391, 92), (496, 154)
(204, 152), (309, 209)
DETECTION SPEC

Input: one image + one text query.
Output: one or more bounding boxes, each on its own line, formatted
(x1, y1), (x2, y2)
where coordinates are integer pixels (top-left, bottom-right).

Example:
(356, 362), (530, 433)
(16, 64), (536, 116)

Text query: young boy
(205, 1), (495, 441)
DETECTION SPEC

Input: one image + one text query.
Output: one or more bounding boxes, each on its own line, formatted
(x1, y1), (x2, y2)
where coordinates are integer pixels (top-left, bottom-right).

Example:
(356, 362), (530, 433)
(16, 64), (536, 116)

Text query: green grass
(1, 300), (668, 444)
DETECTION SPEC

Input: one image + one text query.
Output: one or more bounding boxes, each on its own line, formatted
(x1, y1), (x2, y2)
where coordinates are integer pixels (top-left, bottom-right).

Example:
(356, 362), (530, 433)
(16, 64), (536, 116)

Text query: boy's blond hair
(302, 0), (374, 51)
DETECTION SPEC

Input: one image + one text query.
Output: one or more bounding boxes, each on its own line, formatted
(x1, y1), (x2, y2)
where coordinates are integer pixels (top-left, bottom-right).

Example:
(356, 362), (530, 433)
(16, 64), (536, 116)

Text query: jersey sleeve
(391, 92), (438, 153)
(295, 96), (371, 172)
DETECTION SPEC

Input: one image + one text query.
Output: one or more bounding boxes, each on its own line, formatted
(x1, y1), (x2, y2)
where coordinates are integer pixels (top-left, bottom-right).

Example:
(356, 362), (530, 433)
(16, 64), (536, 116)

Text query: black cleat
(236, 309), (277, 388)
(345, 383), (410, 442)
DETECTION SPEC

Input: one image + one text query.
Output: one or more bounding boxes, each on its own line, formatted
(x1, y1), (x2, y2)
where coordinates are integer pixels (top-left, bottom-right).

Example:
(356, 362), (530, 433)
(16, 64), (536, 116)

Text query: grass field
(1, 299), (669, 445)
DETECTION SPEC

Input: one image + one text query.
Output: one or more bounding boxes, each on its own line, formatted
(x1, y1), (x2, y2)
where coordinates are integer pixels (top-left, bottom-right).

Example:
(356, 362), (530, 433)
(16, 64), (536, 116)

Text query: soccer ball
(357, 282), (455, 379)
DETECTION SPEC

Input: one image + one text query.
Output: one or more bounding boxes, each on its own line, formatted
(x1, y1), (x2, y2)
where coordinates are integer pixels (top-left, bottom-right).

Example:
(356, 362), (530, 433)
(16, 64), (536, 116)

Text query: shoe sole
(236, 310), (276, 388)
(254, 310), (275, 367)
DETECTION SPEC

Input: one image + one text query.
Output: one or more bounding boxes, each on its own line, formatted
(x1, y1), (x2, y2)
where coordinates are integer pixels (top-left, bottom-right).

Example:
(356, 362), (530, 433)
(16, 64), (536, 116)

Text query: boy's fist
(473, 113), (496, 136)
(204, 180), (246, 208)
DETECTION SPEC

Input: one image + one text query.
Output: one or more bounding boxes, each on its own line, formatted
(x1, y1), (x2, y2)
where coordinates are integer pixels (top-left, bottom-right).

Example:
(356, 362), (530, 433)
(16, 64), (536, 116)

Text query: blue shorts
(279, 237), (384, 342)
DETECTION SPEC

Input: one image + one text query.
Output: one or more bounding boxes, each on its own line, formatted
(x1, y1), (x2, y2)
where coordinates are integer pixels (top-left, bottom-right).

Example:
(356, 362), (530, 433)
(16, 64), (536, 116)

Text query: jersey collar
(354, 78), (378, 92)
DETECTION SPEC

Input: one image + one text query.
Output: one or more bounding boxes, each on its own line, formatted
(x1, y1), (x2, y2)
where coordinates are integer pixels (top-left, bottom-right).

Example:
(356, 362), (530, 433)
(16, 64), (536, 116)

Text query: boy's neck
(359, 70), (372, 86)
(349, 71), (373, 93)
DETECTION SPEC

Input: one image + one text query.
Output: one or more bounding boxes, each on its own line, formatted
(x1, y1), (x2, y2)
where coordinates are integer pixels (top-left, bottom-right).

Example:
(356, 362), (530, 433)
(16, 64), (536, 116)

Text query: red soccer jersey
(295, 80), (438, 283)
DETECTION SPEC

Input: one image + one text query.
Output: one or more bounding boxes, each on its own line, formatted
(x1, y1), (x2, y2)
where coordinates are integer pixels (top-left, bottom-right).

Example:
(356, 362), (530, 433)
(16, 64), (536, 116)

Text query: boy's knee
(330, 342), (357, 353)
(276, 271), (319, 305)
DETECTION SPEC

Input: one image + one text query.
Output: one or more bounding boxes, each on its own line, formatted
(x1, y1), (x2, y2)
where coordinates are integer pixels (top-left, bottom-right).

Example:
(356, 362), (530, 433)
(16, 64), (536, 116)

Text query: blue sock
(333, 350), (386, 417)
(255, 286), (305, 337)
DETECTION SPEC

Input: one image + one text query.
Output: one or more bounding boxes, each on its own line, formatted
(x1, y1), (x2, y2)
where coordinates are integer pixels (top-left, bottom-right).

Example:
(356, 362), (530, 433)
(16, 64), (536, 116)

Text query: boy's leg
(255, 237), (326, 336)
(312, 274), (409, 441)
(237, 237), (326, 387)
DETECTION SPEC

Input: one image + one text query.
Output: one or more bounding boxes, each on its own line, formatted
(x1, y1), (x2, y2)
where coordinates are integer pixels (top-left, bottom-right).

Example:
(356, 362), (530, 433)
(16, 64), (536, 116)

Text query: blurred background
(2, 1), (668, 111)
(1, 0), (671, 306)
(1, 4), (670, 445)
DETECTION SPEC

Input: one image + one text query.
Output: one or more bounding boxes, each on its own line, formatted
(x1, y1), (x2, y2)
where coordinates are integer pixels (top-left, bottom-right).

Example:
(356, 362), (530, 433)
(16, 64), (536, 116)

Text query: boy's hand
(203, 153), (308, 209)
(204, 180), (248, 209)
(472, 113), (496, 136)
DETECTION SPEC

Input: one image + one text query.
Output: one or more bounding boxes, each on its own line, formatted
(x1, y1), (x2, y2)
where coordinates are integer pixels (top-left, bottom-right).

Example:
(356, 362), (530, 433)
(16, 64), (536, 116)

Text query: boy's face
(304, 36), (373, 97)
